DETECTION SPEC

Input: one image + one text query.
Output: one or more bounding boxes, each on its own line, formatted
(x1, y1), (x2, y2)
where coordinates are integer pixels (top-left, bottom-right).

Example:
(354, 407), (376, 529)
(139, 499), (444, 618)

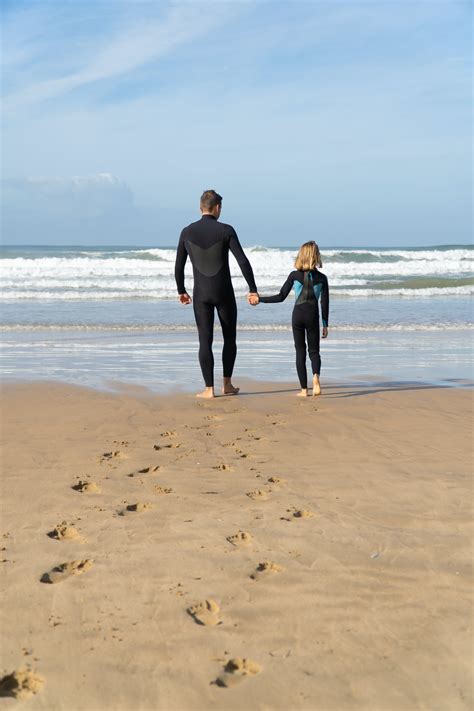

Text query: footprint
(119, 502), (152, 515)
(213, 463), (232, 471)
(153, 443), (180, 451)
(227, 531), (253, 547)
(268, 476), (286, 486)
(47, 522), (84, 543)
(40, 559), (93, 584)
(187, 599), (222, 626)
(246, 489), (269, 500)
(281, 508), (314, 521)
(100, 450), (126, 462)
(215, 658), (262, 688)
(0, 669), (45, 699)
(205, 415), (222, 421)
(250, 561), (284, 580)
(160, 431), (177, 438)
(293, 509), (314, 519)
(154, 486), (173, 495)
(72, 480), (100, 494)
(138, 466), (161, 474)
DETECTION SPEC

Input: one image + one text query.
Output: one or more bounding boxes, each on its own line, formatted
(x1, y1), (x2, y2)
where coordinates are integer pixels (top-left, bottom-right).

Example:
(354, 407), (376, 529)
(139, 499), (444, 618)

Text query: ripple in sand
(215, 658), (262, 687)
(40, 559), (93, 584)
(187, 599), (222, 626)
(0, 669), (44, 699)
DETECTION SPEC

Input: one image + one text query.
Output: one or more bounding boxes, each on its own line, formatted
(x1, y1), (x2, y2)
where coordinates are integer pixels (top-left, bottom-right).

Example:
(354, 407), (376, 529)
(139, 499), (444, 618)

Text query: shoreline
(1, 381), (472, 709)
(1, 373), (473, 397)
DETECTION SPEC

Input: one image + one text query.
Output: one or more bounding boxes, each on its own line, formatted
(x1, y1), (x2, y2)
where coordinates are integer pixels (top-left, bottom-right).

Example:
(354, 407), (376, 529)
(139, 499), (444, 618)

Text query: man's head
(200, 189), (222, 218)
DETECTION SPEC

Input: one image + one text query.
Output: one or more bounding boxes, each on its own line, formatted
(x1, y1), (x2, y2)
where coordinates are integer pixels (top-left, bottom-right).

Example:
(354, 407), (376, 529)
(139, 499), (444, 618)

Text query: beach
(1, 380), (472, 710)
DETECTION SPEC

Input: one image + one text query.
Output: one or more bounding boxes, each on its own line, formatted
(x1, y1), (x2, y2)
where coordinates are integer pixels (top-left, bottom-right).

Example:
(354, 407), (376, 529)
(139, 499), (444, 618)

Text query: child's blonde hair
(294, 241), (322, 271)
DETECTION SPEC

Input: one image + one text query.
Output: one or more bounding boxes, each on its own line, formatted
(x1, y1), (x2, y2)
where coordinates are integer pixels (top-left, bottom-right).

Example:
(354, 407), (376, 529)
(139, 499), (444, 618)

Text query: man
(175, 190), (258, 398)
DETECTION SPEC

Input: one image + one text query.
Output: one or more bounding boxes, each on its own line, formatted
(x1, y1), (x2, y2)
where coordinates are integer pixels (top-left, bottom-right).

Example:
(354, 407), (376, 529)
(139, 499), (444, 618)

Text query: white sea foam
(1, 246), (472, 300)
(1, 323), (472, 332)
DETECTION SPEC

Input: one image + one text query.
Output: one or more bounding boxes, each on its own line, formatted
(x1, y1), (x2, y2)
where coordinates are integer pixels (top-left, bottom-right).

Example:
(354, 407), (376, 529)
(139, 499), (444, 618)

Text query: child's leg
(306, 321), (321, 395)
(292, 321), (308, 392)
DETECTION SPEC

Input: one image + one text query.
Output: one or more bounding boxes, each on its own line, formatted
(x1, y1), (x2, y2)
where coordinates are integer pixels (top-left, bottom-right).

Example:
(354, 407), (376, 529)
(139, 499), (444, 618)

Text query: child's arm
(259, 273), (294, 303)
(321, 275), (329, 336)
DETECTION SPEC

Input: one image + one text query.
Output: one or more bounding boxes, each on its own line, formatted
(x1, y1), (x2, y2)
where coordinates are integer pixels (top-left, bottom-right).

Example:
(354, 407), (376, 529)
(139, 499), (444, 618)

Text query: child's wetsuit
(259, 270), (329, 388)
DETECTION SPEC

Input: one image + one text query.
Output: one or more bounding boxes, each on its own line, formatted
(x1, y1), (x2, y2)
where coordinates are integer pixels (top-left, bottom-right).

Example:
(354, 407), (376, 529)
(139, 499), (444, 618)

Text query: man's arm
(175, 229), (188, 295)
(228, 228), (257, 293)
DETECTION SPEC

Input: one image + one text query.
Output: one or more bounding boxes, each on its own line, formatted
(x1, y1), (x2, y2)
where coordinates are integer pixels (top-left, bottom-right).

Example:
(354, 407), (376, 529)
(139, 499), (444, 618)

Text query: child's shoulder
(312, 269), (328, 283)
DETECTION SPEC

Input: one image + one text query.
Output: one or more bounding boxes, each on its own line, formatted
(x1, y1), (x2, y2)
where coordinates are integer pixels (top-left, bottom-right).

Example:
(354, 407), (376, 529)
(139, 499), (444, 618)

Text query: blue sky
(1, 0), (471, 246)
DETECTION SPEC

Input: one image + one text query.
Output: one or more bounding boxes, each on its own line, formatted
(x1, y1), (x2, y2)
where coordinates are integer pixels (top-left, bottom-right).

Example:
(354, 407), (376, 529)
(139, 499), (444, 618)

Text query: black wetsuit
(260, 270), (329, 388)
(175, 215), (257, 387)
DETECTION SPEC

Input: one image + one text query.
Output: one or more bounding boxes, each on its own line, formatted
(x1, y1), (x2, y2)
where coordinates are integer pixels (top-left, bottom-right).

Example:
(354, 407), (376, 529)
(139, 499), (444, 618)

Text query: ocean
(1, 244), (472, 390)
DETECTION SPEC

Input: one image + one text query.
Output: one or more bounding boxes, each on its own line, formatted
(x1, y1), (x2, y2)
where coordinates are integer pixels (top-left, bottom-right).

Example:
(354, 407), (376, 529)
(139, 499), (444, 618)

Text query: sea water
(1, 244), (472, 390)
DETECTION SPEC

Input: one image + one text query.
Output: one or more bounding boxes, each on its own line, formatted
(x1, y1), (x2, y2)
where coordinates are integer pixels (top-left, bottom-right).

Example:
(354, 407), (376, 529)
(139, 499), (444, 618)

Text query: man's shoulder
(218, 221), (236, 235)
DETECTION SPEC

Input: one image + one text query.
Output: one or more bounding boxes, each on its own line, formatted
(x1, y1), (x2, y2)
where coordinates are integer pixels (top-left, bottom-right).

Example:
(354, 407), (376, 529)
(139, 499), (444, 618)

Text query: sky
(1, 0), (472, 247)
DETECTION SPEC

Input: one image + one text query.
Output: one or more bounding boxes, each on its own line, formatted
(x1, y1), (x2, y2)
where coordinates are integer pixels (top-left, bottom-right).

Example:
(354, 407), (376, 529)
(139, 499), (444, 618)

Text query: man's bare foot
(297, 388), (308, 397)
(222, 378), (240, 396)
(196, 387), (215, 399)
(312, 375), (321, 396)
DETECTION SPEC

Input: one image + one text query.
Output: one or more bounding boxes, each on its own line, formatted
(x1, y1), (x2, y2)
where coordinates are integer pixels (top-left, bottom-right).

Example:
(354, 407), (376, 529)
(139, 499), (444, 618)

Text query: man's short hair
(200, 190), (222, 211)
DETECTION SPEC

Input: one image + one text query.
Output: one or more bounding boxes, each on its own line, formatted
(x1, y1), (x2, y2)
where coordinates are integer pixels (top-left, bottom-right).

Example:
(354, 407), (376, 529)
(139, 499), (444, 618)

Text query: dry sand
(0, 380), (472, 710)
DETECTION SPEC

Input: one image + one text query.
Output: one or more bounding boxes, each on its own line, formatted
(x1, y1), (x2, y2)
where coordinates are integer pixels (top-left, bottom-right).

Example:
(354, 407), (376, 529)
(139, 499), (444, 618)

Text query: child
(252, 241), (329, 397)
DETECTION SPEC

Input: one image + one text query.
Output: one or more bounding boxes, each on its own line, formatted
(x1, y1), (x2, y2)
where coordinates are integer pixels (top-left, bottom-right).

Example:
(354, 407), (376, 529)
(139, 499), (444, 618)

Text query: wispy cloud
(2, 2), (240, 111)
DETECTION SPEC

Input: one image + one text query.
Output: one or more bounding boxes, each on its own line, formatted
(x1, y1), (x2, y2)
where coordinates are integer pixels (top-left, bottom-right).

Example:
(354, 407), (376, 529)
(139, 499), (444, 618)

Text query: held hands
(322, 326), (328, 338)
(247, 292), (259, 306)
(179, 292), (192, 305)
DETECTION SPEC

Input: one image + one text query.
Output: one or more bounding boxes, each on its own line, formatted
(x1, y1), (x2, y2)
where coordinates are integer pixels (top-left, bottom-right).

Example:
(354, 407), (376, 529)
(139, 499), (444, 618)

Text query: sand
(0, 380), (472, 710)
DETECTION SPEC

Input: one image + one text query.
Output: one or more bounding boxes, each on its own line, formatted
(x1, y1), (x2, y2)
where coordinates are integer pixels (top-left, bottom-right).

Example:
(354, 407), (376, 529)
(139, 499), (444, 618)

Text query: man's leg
(217, 297), (239, 395)
(193, 300), (215, 397)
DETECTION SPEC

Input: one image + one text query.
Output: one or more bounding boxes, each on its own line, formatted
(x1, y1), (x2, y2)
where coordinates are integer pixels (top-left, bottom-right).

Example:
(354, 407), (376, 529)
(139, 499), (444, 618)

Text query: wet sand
(0, 380), (472, 710)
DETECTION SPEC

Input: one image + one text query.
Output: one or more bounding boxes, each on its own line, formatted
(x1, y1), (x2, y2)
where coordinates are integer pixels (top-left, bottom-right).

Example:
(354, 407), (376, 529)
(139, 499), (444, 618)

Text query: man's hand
(179, 292), (192, 305)
(322, 326), (328, 338)
(247, 292), (259, 306)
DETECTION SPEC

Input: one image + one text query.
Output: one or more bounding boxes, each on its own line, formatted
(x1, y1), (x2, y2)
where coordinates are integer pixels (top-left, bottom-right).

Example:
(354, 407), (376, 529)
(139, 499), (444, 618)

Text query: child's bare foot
(312, 375), (321, 396)
(297, 388), (308, 398)
(196, 387), (215, 399)
(222, 378), (240, 396)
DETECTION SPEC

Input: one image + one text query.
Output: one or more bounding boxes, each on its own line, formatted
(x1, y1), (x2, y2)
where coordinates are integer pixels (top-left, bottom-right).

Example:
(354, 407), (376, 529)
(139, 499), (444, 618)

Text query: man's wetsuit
(260, 270), (329, 389)
(175, 215), (257, 387)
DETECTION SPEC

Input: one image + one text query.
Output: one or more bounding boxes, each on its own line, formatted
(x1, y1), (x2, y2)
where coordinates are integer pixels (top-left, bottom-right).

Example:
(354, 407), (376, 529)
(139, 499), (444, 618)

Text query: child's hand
(248, 293), (259, 306)
(322, 326), (328, 338)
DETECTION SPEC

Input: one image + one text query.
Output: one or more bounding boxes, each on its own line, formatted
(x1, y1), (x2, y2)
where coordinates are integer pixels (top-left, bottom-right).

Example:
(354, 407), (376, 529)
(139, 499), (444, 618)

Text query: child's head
(294, 241), (322, 271)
